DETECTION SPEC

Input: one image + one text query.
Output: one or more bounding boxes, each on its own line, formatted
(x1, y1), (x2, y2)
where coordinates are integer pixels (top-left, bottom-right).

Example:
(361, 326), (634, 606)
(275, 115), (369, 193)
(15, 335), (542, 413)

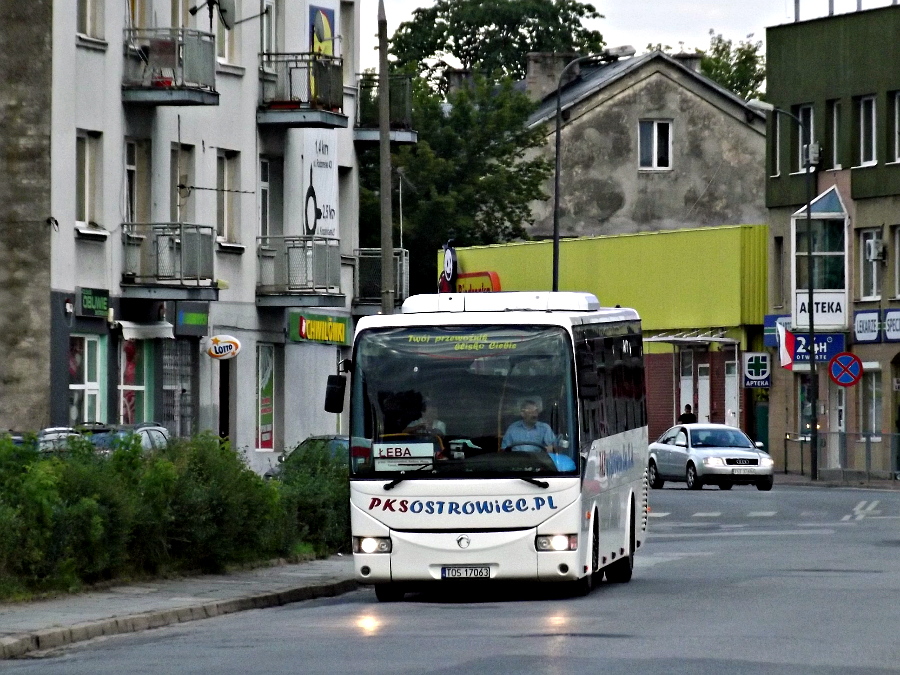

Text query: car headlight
(702, 456), (725, 467)
(759, 456), (775, 467)
(352, 537), (392, 554)
(535, 534), (578, 551)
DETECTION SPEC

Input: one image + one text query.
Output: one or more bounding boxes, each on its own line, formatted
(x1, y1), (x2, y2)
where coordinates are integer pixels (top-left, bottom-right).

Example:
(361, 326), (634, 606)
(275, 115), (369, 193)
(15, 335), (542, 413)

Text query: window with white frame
(170, 144), (194, 223)
(120, 339), (148, 424)
(859, 95), (876, 166)
(125, 141), (137, 224)
(76, 132), (101, 226)
(257, 344), (276, 450)
(69, 336), (101, 425)
(259, 158), (270, 237)
(124, 139), (151, 225)
(894, 93), (900, 163)
(77, 0), (104, 38)
(171, 0), (191, 28)
(127, 0), (149, 28)
(797, 104), (813, 171)
(774, 236), (785, 307)
(216, 5), (236, 63)
(638, 120), (671, 170)
(798, 374), (814, 438)
(217, 150), (240, 241)
(860, 370), (882, 436)
(895, 226), (900, 297)
(860, 229), (882, 300)
(795, 218), (846, 292)
(262, 0), (276, 54)
(769, 115), (781, 177)
(829, 99), (841, 169)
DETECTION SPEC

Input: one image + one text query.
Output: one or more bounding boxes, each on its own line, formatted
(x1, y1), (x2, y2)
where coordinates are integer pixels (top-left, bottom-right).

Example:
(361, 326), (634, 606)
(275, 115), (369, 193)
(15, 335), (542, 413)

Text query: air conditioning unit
(865, 238), (885, 262)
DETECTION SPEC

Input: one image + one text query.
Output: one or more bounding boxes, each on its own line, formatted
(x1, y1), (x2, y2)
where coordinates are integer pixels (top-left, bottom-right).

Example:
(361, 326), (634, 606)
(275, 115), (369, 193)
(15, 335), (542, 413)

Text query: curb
(0, 579), (359, 660)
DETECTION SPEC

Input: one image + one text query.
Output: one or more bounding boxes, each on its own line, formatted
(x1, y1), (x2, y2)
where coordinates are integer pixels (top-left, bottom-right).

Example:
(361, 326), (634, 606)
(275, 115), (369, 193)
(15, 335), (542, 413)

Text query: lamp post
(748, 99), (818, 480)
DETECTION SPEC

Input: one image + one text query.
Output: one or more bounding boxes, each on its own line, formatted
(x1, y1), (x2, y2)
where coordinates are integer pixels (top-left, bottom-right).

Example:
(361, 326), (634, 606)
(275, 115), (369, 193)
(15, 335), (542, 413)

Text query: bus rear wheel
(605, 504), (635, 584)
(374, 584), (405, 602)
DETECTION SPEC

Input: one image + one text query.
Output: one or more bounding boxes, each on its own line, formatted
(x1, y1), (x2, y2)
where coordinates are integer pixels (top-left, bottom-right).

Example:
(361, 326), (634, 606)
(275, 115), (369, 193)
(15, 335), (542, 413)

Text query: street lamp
(552, 48), (634, 291)
(748, 98), (819, 480)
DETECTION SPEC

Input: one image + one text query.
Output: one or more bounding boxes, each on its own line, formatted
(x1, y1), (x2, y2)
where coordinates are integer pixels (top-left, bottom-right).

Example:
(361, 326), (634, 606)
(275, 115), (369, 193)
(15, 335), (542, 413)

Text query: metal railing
(356, 73), (413, 130)
(782, 431), (900, 481)
(257, 235), (341, 293)
(259, 53), (343, 111)
(355, 248), (409, 303)
(122, 223), (215, 285)
(123, 28), (216, 91)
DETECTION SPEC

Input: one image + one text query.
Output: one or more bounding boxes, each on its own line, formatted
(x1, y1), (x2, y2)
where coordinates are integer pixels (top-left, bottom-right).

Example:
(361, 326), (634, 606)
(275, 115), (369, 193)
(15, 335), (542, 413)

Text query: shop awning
(116, 320), (175, 340)
(644, 330), (739, 346)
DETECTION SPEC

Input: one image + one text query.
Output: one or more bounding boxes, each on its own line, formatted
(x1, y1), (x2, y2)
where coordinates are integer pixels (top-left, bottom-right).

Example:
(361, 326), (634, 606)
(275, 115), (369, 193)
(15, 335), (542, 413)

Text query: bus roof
(402, 292), (601, 314)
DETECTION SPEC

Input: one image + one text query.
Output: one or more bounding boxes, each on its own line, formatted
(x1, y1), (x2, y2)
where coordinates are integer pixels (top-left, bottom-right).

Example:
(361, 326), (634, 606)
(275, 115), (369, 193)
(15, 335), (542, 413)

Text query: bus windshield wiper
(518, 476), (549, 488)
(383, 463), (434, 490)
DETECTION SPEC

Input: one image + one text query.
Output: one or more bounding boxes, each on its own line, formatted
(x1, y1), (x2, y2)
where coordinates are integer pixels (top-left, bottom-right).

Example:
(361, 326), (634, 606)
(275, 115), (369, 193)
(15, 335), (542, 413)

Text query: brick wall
(645, 352), (674, 440)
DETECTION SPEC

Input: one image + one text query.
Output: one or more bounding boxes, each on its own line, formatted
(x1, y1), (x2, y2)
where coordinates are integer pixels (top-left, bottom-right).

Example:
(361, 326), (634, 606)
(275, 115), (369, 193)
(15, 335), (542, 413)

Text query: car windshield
(349, 325), (578, 479)
(690, 428), (754, 448)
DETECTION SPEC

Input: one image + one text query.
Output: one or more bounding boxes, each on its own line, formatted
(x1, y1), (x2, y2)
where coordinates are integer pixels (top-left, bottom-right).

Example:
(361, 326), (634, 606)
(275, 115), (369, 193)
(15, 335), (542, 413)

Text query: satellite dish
(218, 0), (235, 30)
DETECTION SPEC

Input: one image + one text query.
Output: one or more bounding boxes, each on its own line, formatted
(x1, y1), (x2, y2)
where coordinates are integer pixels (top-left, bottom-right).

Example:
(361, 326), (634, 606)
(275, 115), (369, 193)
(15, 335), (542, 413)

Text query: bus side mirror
(324, 374), (346, 413)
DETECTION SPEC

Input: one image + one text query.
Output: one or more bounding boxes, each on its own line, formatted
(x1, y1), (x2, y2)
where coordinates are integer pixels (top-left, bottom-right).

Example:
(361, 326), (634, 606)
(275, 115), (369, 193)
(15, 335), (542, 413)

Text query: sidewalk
(776, 470), (900, 490)
(0, 555), (357, 659)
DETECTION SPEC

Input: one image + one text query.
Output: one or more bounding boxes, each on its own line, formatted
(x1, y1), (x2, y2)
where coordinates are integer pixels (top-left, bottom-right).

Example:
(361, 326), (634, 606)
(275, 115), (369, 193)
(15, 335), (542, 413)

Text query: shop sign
(793, 291), (847, 330)
(742, 352), (770, 388)
(763, 314), (792, 347)
(288, 312), (349, 345)
(205, 335), (241, 360)
(456, 271), (502, 293)
(883, 310), (900, 342)
(853, 310), (881, 343)
(176, 301), (209, 337)
(76, 287), (109, 318)
(791, 332), (845, 364)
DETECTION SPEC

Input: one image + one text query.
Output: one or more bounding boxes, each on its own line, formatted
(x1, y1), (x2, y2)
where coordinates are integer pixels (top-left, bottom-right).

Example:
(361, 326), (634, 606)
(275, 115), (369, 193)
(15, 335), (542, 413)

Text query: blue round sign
(828, 352), (863, 387)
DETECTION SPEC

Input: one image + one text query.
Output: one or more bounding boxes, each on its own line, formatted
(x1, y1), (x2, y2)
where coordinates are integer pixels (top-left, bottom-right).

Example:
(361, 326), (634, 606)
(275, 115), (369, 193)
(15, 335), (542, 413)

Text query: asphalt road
(9, 484), (900, 675)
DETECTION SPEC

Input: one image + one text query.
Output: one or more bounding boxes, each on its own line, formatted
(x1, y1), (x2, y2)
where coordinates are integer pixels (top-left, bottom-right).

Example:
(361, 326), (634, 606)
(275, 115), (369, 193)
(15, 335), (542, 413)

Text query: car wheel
(605, 501), (635, 584)
(374, 584), (405, 602)
(756, 475), (774, 491)
(686, 463), (703, 490)
(719, 482), (733, 490)
(648, 461), (665, 489)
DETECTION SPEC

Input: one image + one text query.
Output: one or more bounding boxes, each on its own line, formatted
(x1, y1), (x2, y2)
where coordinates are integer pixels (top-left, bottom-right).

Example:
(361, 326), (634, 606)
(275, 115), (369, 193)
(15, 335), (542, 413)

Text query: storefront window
(120, 339), (147, 423)
(798, 374), (814, 438)
(860, 371), (882, 436)
(257, 344), (275, 450)
(69, 336), (100, 425)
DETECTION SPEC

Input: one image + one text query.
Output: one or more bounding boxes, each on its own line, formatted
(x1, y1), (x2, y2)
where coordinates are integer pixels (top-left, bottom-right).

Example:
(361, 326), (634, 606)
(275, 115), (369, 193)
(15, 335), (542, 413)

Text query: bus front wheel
(374, 584), (405, 602)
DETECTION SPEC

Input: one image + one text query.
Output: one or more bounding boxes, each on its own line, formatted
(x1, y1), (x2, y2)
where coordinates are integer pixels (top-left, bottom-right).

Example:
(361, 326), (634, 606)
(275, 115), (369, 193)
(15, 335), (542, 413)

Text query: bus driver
(501, 400), (556, 452)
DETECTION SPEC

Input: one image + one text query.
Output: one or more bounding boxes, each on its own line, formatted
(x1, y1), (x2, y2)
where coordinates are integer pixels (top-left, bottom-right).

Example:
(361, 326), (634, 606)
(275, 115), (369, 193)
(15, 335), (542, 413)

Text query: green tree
(699, 30), (765, 101)
(391, 0), (605, 87)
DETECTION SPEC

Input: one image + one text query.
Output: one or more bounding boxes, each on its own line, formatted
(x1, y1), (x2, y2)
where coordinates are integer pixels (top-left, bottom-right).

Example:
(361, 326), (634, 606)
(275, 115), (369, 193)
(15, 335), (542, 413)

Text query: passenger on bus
(501, 400), (556, 452)
(405, 397), (446, 436)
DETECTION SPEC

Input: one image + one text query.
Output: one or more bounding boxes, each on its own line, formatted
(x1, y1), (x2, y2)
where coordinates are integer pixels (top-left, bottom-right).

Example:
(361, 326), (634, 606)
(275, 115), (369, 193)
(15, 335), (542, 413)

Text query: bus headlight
(536, 534), (578, 551)
(353, 537), (392, 554)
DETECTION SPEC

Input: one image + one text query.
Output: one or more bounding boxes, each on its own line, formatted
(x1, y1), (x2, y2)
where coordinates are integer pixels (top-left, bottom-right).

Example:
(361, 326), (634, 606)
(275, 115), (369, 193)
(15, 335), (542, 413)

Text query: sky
(359, 0), (898, 71)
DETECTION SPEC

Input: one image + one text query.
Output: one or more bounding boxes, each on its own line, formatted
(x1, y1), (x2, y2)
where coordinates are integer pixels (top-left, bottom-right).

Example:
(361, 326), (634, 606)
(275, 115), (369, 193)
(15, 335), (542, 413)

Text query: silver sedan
(648, 423), (775, 491)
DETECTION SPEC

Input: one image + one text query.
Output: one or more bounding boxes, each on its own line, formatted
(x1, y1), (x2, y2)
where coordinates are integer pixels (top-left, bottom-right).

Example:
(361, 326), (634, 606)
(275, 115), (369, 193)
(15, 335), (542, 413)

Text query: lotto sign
(742, 352), (771, 388)
(828, 352), (863, 387)
(205, 335), (241, 360)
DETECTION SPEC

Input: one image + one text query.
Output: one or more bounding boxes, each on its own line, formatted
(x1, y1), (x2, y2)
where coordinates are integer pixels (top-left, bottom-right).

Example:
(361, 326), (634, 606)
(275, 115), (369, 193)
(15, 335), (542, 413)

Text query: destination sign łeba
(373, 442), (435, 471)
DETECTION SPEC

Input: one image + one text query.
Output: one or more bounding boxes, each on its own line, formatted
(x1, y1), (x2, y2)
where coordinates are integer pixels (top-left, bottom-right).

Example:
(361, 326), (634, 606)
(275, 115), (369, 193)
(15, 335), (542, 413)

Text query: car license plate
(441, 566), (490, 579)
(732, 468), (755, 475)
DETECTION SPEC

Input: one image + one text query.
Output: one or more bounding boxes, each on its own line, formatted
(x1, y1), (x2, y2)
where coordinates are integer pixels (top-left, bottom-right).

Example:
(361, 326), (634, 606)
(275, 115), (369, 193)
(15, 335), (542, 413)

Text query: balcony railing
(259, 53), (343, 112)
(355, 248), (409, 304)
(257, 235), (341, 294)
(122, 223), (215, 286)
(356, 73), (413, 130)
(122, 28), (217, 103)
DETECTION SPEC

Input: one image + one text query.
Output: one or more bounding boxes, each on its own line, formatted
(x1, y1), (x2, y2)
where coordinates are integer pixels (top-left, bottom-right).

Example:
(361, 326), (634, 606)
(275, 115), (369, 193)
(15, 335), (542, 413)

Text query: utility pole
(378, 0), (395, 314)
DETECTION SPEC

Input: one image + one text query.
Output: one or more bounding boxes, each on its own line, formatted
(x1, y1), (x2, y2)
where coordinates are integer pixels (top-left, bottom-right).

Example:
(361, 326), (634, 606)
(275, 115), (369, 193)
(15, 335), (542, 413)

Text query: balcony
(121, 223), (218, 301)
(122, 28), (218, 106)
(353, 248), (410, 314)
(257, 53), (348, 128)
(354, 73), (418, 145)
(256, 235), (344, 306)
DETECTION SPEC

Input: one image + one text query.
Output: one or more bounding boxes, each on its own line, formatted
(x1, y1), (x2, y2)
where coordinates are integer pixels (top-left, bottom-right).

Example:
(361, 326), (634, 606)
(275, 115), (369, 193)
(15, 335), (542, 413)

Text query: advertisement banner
(742, 352), (770, 388)
(303, 129), (338, 238)
(257, 344), (275, 450)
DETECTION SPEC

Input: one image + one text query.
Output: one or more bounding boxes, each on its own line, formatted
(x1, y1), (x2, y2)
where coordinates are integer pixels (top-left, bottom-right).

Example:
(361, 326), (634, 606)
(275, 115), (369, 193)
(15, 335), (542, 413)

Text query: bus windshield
(349, 325), (578, 479)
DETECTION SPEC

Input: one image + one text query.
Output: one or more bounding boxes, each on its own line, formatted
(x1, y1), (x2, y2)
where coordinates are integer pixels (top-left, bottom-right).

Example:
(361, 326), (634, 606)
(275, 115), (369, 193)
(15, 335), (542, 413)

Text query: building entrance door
(680, 350), (694, 421)
(697, 364), (710, 422)
(725, 360), (739, 427)
(827, 383), (845, 470)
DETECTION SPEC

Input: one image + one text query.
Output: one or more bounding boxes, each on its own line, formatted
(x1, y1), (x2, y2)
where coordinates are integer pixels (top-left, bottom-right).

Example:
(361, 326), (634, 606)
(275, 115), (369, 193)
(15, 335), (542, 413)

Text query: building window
(797, 104), (813, 171)
(217, 150), (240, 241)
(860, 370), (882, 436)
(76, 133), (101, 226)
(162, 340), (194, 438)
(860, 229), (882, 300)
(171, 0), (191, 28)
(262, 0), (276, 53)
(69, 336), (101, 425)
(798, 374), (814, 438)
(170, 144), (194, 222)
(769, 115), (780, 177)
(774, 236), (784, 307)
(894, 227), (900, 298)
(125, 141), (137, 224)
(128, 0), (149, 28)
(639, 120), (671, 170)
(259, 158), (270, 237)
(216, 8), (235, 63)
(257, 344), (276, 450)
(120, 340), (148, 424)
(859, 95), (876, 166)
(894, 93), (900, 163)
(77, 0), (104, 38)
(827, 99), (841, 169)
(124, 139), (151, 225)
(795, 218), (845, 292)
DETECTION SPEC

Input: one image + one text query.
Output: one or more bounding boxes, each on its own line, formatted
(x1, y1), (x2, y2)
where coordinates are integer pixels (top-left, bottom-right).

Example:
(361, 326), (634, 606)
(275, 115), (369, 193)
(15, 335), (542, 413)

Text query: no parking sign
(828, 352), (863, 387)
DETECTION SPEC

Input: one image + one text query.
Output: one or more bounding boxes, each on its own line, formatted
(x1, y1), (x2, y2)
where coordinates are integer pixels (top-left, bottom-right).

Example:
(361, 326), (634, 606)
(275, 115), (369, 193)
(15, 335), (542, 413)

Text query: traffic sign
(828, 352), (863, 387)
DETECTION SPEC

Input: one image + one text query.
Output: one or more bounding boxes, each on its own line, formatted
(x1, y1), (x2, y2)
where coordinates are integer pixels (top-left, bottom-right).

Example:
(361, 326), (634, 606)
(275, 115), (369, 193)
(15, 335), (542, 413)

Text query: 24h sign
(743, 352), (771, 388)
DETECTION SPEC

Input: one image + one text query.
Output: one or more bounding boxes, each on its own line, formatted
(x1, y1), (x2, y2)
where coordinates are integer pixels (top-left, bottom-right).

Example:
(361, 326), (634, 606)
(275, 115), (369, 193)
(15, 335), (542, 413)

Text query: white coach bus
(324, 292), (649, 601)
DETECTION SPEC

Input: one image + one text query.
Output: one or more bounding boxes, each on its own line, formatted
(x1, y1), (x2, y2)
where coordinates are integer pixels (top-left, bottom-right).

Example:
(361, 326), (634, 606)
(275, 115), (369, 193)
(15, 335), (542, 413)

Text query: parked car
(264, 434), (349, 480)
(77, 422), (171, 453)
(37, 427), (82, 452)
(648, 423), (774, 491)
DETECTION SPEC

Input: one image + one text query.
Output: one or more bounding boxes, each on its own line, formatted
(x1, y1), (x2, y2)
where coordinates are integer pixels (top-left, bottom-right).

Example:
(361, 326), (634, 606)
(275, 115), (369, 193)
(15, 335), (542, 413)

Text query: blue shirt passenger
(502, 400), (556, 452)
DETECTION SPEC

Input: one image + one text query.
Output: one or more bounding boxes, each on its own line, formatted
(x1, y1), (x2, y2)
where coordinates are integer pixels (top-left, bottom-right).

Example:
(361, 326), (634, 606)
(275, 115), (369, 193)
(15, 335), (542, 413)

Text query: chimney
(443, 67), (473, 96)
(672, 51), (702, 73)
(525, 52), (579, 102)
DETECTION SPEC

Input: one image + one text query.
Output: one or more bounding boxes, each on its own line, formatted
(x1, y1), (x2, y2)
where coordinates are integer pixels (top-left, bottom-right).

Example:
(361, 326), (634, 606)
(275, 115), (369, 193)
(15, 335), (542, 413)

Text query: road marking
(747, 511), (777, 517)
(648, 512), (670, 518)
(649, 529), (835, 539)
(843, 500), (882, 521)
(692, 512), (722, 517)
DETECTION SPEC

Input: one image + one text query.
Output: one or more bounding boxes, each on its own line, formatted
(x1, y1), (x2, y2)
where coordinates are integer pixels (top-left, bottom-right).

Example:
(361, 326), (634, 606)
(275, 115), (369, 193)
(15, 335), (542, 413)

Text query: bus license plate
(732, 468), (755, 475)
(441, 566), (490, 579)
